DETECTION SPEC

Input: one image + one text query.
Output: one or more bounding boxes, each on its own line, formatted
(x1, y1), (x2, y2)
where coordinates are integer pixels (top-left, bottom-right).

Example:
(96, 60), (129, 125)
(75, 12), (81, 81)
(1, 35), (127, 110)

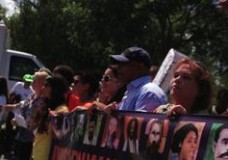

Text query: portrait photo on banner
(83, 113), (103, 146)
(50, 114), (71, 140)
(203, 123), (228, 160)
(100, 114), (123, 150)
(169, 121), (205, 160)
(142, 118), (170, 160)
(70, 113), (87, 144)
(122, 116), (143, 154)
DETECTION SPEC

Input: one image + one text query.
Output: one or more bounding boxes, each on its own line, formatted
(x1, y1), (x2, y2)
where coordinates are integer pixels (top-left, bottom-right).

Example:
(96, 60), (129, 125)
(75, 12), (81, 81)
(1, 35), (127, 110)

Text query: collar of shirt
(127, 75), (151, 90)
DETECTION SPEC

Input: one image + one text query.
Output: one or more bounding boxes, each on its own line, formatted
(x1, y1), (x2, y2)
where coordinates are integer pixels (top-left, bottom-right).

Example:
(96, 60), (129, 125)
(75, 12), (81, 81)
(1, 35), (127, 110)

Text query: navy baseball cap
(110, 47), (151, 68)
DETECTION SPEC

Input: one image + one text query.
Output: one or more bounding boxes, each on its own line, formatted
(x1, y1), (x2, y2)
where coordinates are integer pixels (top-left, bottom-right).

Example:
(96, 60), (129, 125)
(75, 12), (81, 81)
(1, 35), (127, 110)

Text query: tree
(0, 4), (6, 21)
(6, 0), (228, 88)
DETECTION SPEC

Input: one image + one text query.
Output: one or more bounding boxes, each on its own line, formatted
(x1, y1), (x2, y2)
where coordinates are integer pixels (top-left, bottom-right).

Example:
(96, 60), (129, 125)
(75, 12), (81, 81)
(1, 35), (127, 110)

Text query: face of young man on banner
(213, 128), (228, 160)
(149, 122), (162, 144)
(88, 120), (96, 141)
(145, 121), (163, 156)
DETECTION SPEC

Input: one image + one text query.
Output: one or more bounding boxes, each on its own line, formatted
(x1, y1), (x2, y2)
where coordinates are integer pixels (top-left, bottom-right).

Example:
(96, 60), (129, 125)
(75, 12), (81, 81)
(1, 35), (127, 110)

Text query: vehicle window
(9, 56), (39, 81)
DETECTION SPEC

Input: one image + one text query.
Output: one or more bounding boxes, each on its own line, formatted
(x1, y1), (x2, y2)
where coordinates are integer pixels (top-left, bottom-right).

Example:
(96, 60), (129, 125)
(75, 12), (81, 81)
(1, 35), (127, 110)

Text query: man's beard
(88, 131), (94, 141)
(148, 142), (160, 155)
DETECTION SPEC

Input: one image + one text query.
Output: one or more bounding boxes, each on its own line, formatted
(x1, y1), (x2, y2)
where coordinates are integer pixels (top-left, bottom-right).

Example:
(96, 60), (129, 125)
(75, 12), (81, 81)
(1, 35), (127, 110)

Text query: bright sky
(0, 0), (19, 17)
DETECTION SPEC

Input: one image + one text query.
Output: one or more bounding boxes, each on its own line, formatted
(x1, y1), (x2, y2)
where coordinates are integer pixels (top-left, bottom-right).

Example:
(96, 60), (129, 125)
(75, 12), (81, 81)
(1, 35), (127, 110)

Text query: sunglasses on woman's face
(102, 75), (112, 82)
(102, 75), (119, 82)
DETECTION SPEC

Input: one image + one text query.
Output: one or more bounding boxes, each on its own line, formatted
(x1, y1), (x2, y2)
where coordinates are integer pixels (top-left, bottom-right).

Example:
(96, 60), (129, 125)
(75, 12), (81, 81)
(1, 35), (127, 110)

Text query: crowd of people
(0, 46), (227, 160)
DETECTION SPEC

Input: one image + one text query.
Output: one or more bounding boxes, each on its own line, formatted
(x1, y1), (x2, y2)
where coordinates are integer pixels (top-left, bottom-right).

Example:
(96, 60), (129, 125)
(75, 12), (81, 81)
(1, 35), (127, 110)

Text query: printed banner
(48, 110), (228, 160)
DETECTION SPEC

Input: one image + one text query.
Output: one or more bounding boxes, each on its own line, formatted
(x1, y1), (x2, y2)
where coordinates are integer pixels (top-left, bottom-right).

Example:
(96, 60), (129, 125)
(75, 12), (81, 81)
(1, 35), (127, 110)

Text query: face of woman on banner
(108, 117), (118, 134)
(179, 131), (198, 160)
(127, 118), (138, 140)
(129, 120), (136, 138)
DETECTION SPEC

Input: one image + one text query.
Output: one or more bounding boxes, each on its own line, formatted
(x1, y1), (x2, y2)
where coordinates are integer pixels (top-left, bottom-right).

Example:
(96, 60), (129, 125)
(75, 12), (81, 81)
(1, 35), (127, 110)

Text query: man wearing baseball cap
(110, 46), (167, 112)
(10, 74), (34, 102)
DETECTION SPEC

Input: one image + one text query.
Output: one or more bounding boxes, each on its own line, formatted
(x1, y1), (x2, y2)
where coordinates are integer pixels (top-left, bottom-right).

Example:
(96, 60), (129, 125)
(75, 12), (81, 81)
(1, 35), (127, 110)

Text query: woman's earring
(179, 143), (182, 148)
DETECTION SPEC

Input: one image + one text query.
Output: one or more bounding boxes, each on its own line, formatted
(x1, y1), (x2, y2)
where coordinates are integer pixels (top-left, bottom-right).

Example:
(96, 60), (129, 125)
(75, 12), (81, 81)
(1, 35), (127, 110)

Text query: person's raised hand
(167, 104), (187, 117)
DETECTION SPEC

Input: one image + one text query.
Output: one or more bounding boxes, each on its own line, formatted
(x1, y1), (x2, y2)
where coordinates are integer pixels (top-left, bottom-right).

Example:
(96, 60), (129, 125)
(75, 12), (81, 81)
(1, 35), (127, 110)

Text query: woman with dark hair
(37, 76), (70, 159)
(41, 76), (70, 142)
(52, 65), (81, 112)
(41, 76), (69, 114)
(93, 65), (126, 112)
(101, 115), (120, 149)
(154, 59), (212, 115)
(72, 72), (99, 110)
(98, 65), (125, 105)
(171, 123), (198, 160)
(52, 65), (74, 87)
(123, 118), (139, 154)
(41, 76), (69, 138)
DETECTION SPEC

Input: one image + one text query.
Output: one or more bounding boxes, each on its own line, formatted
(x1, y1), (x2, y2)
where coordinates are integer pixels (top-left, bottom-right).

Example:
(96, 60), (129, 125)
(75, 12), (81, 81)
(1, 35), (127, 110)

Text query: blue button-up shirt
(118, 76), (167, 112)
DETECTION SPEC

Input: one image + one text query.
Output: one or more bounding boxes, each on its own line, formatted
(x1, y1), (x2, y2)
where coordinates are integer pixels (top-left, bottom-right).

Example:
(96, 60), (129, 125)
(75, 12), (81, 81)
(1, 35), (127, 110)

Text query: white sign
(153, 48), (189, 93)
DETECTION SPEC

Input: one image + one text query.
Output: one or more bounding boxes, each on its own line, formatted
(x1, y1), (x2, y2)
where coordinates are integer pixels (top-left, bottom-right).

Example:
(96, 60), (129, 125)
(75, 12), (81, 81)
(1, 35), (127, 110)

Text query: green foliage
(5, 0), (228, 88)
(0, 4), (6, 21)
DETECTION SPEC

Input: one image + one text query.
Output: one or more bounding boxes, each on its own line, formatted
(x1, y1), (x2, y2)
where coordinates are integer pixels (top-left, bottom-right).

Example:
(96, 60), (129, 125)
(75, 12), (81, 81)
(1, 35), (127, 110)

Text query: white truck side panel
(0, 22), (45, 90)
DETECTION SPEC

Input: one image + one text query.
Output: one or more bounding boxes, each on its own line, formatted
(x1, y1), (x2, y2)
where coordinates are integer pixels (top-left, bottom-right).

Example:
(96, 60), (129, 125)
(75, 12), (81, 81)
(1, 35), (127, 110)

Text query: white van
(0, 22), (45, 89)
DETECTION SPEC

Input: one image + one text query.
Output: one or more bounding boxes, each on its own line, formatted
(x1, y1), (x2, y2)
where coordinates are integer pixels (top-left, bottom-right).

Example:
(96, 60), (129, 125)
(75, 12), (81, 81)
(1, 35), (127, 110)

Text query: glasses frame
(102, 75), (119, 83)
